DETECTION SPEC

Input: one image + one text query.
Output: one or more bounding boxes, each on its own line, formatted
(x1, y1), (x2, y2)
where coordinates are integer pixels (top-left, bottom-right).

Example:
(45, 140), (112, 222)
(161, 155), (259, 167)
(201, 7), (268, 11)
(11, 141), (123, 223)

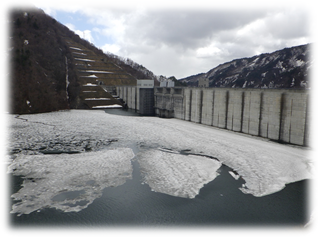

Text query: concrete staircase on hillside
(65, 38), (136, 109)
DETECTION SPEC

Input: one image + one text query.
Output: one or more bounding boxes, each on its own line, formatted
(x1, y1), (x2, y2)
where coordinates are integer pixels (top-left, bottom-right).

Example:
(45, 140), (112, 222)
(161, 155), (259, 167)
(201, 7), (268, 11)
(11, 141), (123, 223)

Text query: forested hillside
(9, 8), (159, 114)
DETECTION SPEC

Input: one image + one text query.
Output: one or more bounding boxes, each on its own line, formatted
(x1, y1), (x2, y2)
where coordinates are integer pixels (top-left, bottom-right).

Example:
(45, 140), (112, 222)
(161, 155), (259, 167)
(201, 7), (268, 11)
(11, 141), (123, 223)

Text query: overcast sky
(6, 1), (315, 79)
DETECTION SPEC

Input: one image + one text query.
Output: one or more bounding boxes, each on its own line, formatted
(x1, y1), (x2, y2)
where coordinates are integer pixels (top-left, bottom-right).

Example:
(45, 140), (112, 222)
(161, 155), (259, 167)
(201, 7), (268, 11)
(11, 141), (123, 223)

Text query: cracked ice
(7, 110), (312, 215)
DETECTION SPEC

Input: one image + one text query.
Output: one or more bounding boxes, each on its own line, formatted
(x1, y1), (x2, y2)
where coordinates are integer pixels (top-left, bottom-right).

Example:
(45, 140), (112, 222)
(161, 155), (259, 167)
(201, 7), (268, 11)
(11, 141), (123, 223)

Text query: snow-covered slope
(180, 44), (311, 89)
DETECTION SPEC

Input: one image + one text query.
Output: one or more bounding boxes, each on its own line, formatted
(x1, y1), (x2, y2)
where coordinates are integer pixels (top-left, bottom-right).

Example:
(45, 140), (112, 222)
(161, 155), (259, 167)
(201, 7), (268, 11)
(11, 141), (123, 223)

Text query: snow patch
(248, 57), (259, 68)
(83, 83), (97, 86)
(72, 52), (87, 56)
(80, 74), (98, 78)
(300, 80), (308, 88)
(75, 58), (95, 62)
(295, 59), (305, 67)
(26, 100), (32, 108)
(70, 47), (83, 51)
(82, 70), (113, 74)
(291, 78), (295, 87)
(8, 148), (135, 216)
(289, 57), (305, 67)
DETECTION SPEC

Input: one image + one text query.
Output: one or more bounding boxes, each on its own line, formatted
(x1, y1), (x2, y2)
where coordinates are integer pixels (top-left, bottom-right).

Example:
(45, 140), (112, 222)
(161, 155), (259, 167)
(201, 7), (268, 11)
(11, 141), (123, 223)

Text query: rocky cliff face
(9, 8), (158, 114)
(180, 44), (311, 89)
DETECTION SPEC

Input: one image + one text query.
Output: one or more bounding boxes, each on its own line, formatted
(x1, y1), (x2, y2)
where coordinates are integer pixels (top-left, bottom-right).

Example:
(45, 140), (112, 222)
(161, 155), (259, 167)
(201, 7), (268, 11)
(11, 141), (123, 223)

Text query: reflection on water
(9, 149), (135, 216)
(10, 151), (309, 226)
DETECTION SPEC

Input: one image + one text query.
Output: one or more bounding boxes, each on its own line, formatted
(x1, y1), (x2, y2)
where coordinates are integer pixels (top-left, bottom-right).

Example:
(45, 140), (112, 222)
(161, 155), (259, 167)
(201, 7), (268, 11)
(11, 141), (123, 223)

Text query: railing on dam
(154, 87), (310, 146)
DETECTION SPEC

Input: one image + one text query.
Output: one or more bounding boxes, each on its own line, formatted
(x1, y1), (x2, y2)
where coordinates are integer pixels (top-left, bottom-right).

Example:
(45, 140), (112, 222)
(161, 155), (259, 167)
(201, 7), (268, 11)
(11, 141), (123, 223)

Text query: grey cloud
(40, 5), (311, 79)
(105, 7), (310, 78)
(125, 10), (268, 49)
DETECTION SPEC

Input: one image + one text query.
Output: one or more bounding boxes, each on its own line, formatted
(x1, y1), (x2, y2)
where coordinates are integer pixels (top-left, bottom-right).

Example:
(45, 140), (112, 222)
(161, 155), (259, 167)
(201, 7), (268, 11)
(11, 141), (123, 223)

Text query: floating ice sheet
(8, 148), (135, 216)
(8, 110), (312, 200)
(138, 149), (221, 198)
(229, 171), (240, 180)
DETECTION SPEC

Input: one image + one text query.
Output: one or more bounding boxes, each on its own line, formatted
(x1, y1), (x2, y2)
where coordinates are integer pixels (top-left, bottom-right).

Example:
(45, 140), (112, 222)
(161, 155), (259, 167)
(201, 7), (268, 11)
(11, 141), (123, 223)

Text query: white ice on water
(138, 149), (221, 198)
(228, 171), (240, 180)
(7, 110), (312, 214)
(8, 148), (135, 215)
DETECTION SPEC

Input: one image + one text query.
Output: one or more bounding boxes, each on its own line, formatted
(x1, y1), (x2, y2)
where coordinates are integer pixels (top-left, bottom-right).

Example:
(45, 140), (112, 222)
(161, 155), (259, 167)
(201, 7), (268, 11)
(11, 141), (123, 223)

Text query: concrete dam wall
(116, 86), (155, 115)
(117, 86), (310, 146)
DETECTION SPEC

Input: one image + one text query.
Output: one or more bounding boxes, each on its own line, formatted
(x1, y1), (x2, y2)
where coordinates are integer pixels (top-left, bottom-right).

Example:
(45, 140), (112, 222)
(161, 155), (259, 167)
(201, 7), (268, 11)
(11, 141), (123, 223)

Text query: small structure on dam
(116, 79), (155, 116)
(138, 80), (155, 115)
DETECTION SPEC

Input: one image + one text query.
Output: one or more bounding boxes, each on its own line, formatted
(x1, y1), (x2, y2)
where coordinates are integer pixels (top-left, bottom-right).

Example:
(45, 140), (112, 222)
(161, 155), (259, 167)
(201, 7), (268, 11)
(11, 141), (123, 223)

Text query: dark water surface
(9, 109), (310, 227)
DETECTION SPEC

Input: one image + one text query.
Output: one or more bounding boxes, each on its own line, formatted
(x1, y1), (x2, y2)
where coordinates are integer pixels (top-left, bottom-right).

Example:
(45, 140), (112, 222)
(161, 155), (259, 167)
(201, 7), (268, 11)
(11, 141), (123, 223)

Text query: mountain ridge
(179, 44), (311, 89)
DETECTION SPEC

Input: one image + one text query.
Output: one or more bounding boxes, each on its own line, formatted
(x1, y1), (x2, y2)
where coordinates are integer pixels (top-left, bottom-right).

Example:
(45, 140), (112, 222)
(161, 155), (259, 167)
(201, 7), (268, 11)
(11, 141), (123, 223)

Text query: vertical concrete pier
(117, 86), (309, 146)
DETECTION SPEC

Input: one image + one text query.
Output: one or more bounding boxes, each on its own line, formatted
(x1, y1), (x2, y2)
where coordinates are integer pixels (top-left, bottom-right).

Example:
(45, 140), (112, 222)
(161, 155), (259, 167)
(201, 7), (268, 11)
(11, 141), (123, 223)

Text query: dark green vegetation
(9, 8), (159, 114)
(167, 76), (187, 87)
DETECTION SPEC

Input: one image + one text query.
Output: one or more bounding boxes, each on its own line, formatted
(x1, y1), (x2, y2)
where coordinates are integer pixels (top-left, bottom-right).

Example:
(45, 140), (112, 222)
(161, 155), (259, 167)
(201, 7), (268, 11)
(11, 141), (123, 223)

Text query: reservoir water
(9, 109), (310, 227)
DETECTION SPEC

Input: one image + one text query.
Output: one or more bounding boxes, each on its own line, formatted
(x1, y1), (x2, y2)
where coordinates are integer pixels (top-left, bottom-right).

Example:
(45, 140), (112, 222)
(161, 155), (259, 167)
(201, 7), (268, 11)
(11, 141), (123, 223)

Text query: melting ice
(138, 149), (221, 198)
(8, 148), (134, 216)
(7, 110), (312, 215)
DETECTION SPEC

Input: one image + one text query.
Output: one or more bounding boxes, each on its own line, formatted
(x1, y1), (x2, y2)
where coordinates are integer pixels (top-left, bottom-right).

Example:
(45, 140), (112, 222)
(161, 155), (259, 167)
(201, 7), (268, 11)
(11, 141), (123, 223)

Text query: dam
(116, 86), (310, 146)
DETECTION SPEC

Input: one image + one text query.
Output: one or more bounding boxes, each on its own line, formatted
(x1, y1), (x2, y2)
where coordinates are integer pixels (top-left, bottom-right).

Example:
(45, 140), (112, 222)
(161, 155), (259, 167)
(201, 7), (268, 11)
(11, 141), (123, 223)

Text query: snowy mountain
(179, 44), (311, 89)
